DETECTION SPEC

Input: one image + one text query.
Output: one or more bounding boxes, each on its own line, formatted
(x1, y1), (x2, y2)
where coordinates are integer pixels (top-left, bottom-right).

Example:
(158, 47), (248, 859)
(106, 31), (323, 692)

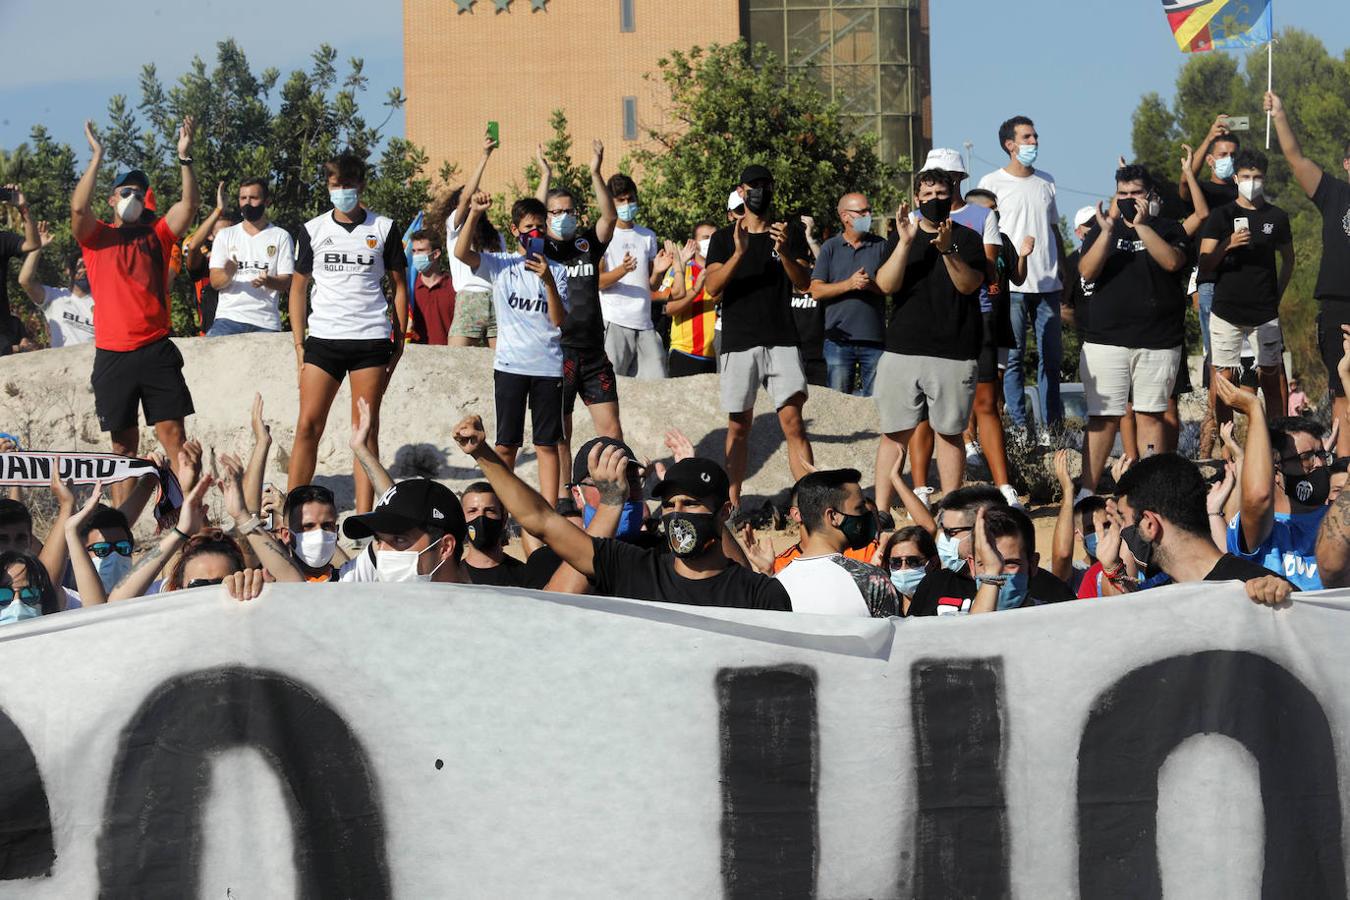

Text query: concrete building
(403, 0), (930, 193)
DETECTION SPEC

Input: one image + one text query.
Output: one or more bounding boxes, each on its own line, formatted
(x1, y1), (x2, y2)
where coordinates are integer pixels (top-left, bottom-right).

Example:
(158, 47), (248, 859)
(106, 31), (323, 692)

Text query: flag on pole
(401, 210), (425, 339)
(1162, 0), (1272, 53)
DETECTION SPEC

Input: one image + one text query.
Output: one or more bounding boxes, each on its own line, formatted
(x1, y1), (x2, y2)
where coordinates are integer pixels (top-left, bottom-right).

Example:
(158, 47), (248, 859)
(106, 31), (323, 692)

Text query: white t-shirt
(474, 251), (571, 377)
(775, 553), (900, 618)
(599, 225), (659, 330)
(446, 209), (502, 294)
(40, 286), (94, 348)
(208, 222), (295, 330)
(976, 167), (1062, 292)
(297, 209), (401, 340)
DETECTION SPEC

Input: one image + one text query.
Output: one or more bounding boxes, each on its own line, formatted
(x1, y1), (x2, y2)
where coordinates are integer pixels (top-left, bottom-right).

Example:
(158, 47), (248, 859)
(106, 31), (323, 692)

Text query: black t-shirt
(1200, 200), (1292, 326)
(1312, 172), (1350, 303)
(591, 537), (791, 610)
(1190, 180), (1239, 286)
(907, 569), (975, 616)
(0, 231), (24, 324)
(1024, 568), (1077, 605)
(704, 222), (808, 353)
(884, 224), (986, 360)
(790, 288), (824, 362)
(466, 547), (563, 590)
(1079, 218), (1189, 350)
(545, 227), (611, 350)
(1204, 553), (1285, 583)
(1063, 248), (1087, 333)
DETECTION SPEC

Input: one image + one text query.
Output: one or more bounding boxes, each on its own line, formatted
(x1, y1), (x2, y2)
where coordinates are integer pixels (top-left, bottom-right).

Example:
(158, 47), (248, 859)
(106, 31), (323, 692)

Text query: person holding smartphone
(454, 191), (570, 505)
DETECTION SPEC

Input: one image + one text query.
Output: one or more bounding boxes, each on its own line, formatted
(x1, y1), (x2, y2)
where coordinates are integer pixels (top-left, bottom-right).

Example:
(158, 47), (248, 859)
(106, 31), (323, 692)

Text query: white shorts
(1210, 314), (1282, 369)
(1080, 343), (1182, 417)
(719, 345), (808, 413)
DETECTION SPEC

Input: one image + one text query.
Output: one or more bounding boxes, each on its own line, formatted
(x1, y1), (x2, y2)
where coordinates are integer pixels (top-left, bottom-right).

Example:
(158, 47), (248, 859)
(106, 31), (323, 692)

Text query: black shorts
(494, 370), (564, 448)
(1318, 302), (1350, 398)
(303, 336), (394, 382)
(1174, 351), (1195, 397)
(92, 337), (195, 433)
(561, 345), (618, 415)
(977, 311), (1000, 384)
(668, 349), (717, 378)
(803, 356), (829, 388)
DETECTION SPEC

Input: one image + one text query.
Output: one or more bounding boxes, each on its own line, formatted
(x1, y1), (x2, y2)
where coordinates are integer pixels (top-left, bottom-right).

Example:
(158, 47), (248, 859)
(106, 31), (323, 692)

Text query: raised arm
(1179, 144), (1211, 236)
(772, 222), (812, 292)
(1078, 204), (1118, 283)
(219, 453), (302, 583)
(453, 192), (491, 273)
(109, 476), (212, 600)
(244, 393), (271, 515)
(190, 182), (226, 281)
(454, 414), (600, 578)
(590, 140), (617, 244)
(163, 117), (200, 239)
(350, 396), (394, 495)
(1180, 115), (1228, 204)
(534, 143), (551, 204)
(1216, 376), (1275, 553)
(1316, 326), (1350, 586)
(1265, 91), (1324, 199)
(1050, 449), (1076, 581)
(17, 221), (52, 306)
(70, 122), (104, 244)
(458, 132), (497, 227)
(887, 443), (937, 535)
(703, 221), (749, 299)
(63, 482), (109, 606)
(40, 471), (77, 588)
(873, 204), (917, 294)
(967, 509), (1005, 615)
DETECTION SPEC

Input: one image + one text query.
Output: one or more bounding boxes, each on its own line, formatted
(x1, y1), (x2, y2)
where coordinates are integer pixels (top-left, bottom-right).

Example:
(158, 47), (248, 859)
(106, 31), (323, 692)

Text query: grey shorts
(874, 351), (977, 435)
(604, 322), (667, 379)
(719, 345), (808, 413)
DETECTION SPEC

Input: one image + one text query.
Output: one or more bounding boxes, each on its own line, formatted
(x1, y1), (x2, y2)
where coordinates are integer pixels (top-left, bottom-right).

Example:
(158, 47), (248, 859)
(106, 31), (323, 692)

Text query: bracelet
(178, 156), (193, 166)
(939, 245), (958, 256)
(975, 573), (1009, 587)
(171, 527), (191, 541)
(1208, 512), (1226, 519)
(235, 515), (262, 535)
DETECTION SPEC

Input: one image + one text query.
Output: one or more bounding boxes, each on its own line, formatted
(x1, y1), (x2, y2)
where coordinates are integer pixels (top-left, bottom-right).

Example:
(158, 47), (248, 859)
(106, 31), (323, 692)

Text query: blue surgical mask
(616, 202), (638, 223)
(996, 570), (1030, 610)
(936, 531), (967, 573)
(412, 253), (432, 273)
(0, 599), (41, 625)
(330, 188), (359, 214)
(1083, 533), (1099, 559)
(93, 552), (133, 593)
(583, 500), (646, 540)
(1213, 155), (1235, 180)
(551, 212), (578, 239)
(1016, 144), (1039, 167)
(889, 567), (927, 597)
(851, 214), (873, 234)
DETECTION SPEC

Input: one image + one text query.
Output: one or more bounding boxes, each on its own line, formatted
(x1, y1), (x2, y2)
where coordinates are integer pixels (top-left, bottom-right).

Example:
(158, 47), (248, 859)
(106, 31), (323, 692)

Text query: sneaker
(998, 484), (1024, 508)
(964, 441), (984, 467)
(913, 486), (936, 509)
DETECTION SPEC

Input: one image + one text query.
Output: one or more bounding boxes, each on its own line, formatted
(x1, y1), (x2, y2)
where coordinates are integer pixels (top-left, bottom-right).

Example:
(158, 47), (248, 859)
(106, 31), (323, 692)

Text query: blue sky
(2, 0), (1345, 213)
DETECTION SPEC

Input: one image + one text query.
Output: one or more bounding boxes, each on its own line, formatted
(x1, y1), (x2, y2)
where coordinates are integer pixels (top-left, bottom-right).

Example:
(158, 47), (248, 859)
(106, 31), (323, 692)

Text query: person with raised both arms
(453, 413), (791, 610)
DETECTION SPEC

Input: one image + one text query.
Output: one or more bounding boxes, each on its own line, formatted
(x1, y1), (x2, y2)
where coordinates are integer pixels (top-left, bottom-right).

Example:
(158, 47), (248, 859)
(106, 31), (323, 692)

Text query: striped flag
(1162, 0), (1272, 53)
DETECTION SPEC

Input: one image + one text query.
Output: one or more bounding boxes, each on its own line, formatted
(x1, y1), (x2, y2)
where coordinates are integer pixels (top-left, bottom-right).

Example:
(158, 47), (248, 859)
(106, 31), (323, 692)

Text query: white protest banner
(0, 582), (1344, 898)
(0, 452), (159, 487)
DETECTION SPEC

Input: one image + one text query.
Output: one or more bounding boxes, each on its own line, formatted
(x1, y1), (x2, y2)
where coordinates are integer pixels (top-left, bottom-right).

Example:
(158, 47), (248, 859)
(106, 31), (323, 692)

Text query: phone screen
(487, 120), (500, 143)
(525, 236), (545, 257)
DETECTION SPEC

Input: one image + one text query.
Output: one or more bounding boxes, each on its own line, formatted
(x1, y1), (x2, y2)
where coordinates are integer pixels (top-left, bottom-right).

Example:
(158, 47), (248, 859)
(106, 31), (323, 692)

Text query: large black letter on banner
(97, 667), (390, 899)
(0, 707), (53, 878)
(717, 665), (818, 899)
(1078, 650), (1344, 898)
(909, 658), (1009, 899)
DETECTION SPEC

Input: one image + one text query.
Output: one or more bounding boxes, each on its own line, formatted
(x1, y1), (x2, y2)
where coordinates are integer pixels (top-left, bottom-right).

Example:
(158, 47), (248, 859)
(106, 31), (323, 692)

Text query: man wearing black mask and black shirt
(535, 140), (622, 489)
(1076, 165), (1189, 495)
(1267, 90), (1350, 456)
(704, 164), (815, 508)
(461, 481), (562, 590)
(453, 413), (790, 610)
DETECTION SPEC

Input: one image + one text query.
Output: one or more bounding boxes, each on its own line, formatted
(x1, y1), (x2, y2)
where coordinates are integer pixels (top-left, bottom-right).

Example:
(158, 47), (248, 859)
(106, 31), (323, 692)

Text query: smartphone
(1226, 115), (1250, 132)
(0, 188), (14, 205)
(1232, 216), (1250, 233)
(525, 235), (545, 257)
(261, 482), (277, 531)
(486, 120), (500, 144)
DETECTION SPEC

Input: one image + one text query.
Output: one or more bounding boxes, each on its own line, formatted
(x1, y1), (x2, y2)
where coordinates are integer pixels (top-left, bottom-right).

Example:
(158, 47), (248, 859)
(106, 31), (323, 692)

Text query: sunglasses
(186, 578), (223, 589)
(86, 540), (133, 559)
(0, 586), (40, 606)
(886, 555), (927, 571)
(1281, 449), (1332, 468)
(116, 187), (143, 199)
(940, 524), (973, 540)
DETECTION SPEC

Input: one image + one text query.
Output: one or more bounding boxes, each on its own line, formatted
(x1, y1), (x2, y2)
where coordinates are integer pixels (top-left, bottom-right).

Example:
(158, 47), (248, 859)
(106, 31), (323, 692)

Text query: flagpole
(1265, 40), (1273, 149)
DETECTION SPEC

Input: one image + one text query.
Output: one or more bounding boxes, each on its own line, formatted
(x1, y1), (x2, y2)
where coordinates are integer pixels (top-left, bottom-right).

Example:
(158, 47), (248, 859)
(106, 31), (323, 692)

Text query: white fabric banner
(0, 452), (159, 487)
(0, 581), (1345, 898)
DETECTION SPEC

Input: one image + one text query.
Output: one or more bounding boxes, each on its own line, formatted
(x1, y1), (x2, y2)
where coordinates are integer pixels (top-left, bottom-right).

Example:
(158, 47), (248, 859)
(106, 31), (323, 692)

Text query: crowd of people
(0, 90), (1347, 621)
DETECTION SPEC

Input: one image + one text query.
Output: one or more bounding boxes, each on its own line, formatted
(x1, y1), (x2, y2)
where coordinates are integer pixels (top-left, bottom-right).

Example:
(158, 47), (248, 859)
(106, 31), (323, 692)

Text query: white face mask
(116, 194), (144, 223)
(374, 542), (447, 583)
(296, 530), (338, 569)
(697, 238), (711, 257)
(1238, 178), (1265, 201)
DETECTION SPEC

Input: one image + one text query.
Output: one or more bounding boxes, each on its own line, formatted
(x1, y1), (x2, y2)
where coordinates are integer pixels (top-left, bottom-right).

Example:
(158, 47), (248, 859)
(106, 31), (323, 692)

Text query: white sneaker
(965, 441), (984, 467)
(913, 486), (936, 509)
(998, 484), (1023, 508)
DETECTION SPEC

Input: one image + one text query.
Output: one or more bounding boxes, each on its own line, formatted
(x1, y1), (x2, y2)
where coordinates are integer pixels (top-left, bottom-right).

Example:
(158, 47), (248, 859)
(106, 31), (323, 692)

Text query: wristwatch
(938, 244), (958, 256)
(235, 515), (262, 535)
(178, 156), (193, 166)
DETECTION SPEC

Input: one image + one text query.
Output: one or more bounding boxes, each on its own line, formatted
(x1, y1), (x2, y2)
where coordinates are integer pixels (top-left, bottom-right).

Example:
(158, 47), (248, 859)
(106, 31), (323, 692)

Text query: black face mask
(661, 511), (719, 559)
(835, 510), (877, 551)
(919, 196), (952, 223)
(240, 203), (266, 223)
(73, 277), (90, 294)
(465, 514), (506, 551)
(1284, 466), (1331, 508)
(1116, 197), (1139, 223)
(1120, 523), (1161, 578)
(743, 186), (772, 215)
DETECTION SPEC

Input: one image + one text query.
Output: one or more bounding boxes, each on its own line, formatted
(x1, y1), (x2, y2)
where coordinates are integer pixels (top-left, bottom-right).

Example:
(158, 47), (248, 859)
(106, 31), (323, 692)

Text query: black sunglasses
(886, 555), (928, 571)
(186, 578), (223, 589)
(86, 540), (133, 559)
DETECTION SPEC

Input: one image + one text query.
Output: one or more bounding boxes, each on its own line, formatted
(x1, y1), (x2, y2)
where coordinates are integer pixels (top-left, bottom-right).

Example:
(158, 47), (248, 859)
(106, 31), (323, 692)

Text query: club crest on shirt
(574, 238), (590, 252)
(1262, 223), (1274, 235)
(366, 235), (379, 249)
(266, 244), (277, 257)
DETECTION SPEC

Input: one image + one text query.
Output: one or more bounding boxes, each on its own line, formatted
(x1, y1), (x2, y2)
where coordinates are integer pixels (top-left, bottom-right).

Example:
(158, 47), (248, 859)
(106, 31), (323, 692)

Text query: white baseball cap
(919, 147), (967, 177)
(1073, 206), (1097, 229)
(727, 189), (744, 212)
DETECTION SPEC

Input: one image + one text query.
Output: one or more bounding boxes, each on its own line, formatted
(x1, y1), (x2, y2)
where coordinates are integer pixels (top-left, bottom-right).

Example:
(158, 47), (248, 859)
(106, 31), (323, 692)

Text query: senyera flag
(402, 209), (425, 339)
(1162, 0), (1272, 53)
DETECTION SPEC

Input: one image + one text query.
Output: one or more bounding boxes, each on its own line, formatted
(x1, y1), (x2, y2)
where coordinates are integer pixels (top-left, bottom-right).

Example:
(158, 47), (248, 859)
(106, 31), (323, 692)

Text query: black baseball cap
(739, 164), (773, 185)
(112, 170), (150, 190)
(342, 478), (467, 541)
(653, 458), (731, 507)
(571, 436), (637, 485)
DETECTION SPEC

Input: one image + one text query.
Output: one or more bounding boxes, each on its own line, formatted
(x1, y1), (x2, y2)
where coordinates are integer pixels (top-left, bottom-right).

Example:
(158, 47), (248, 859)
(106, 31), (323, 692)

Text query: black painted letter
(1078, 650), (1344, 898)
(0, 706), (53, 878)
(717, 665), (818, 899)
(97, 666), (390, 899)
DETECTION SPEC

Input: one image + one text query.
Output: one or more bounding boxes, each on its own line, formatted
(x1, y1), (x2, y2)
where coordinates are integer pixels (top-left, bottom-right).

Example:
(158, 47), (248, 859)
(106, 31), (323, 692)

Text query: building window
(622, 97), (638, 140)
(620, 0), (635, 32)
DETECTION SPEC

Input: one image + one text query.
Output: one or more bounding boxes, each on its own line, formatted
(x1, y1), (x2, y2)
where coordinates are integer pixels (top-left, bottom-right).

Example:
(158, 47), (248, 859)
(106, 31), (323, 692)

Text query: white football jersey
(296, 209), (403, 340)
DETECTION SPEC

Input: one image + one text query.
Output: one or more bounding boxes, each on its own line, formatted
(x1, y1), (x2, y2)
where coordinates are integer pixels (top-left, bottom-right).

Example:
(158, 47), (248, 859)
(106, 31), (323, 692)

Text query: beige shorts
(1210, 314), (1282, 369)
(1080, 342), (1182, 416)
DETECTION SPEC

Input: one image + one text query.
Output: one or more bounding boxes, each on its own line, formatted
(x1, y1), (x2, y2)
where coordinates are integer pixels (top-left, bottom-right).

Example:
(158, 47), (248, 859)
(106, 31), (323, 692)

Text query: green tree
(629, 41), (902, 241)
